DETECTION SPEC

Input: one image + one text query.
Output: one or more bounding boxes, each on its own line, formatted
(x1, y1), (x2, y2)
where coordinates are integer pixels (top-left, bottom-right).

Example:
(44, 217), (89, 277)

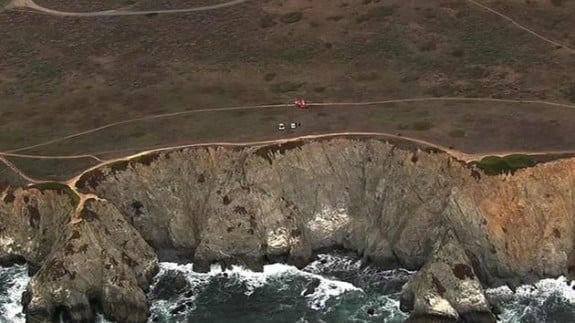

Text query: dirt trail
(4, 131), (575, 225)
(465, 0), (575, 54)
(0, 151), (102, 161)
(0, 155), (46, 184)
(4, 128), (574, 185)
(5, 0), (573, 55)
(7, 97), (575, 155)
(62, 131), (575, 189)
(5, 0), (249, 16)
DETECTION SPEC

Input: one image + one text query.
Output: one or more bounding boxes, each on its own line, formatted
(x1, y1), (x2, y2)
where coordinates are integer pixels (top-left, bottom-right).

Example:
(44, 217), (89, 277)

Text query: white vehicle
(278, 123), (286, 131)
(290, 122), (301, 129)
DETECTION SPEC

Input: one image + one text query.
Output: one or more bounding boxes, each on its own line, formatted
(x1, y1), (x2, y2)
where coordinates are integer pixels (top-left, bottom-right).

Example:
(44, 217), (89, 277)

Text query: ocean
(1, 253), (575, 323)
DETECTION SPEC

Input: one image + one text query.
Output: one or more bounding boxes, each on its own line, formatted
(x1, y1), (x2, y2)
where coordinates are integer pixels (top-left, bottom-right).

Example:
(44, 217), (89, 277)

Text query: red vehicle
(294, 98), (308, 109)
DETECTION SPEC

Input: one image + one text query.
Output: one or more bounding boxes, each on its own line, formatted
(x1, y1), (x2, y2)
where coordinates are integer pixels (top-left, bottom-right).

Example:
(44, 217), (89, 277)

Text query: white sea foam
(0, 265), (29, 323)
(303, 274), (361, 310)
(153, 260), (363, 312)
(96, 313), (114, 323)
(486, 276), (575, 323)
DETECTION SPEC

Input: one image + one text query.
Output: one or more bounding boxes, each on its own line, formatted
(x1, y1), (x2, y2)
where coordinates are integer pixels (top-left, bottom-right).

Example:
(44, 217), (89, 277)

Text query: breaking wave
(147, 253), (411, 323)
(3, 257), (575, 323)
(0, 265), (28, 323)
(487, 276), (575, 323)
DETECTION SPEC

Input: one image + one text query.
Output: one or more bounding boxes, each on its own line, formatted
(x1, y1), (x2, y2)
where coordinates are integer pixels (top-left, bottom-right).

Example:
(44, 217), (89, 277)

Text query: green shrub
(260, 15), (277, 28)
(562, 86), (575, 103)
(280, 12), (302, 24)
(29, 61), (60, 79)
(503, 154), (536, 169)
(270, 81), (305, 93)
(448, 129), (466, 138)
(31, 183), (80, 207)
(475, 154), (536, 175)
(411, 121), (434, 131)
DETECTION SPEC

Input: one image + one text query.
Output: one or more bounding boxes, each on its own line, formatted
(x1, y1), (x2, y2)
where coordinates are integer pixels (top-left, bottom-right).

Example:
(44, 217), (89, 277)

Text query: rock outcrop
(1, 138), (575, 322)
(1, 189), (158, 322)
(400, 232), (496, 322)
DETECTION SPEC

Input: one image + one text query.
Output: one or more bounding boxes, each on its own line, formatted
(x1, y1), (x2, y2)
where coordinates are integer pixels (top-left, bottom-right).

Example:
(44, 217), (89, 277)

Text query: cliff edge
(1, 138), (574, 322)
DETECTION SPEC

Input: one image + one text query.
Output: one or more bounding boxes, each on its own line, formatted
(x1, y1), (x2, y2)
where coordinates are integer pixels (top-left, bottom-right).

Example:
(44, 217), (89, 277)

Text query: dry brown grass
(1, 0), (575, 179)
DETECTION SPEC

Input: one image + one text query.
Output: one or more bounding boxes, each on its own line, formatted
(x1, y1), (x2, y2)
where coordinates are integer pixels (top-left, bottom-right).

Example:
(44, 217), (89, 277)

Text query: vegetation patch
(353, 72), (379, 82)
(5, 157), (96, 182)
(280, 12), (303, 24)
(75, 169), (105, 193)
(260, 15), (277, 28)
(263, 72), (276, 82)
(448, 129), (466, 138)
(356, 5), (397, 23)
(562, 85), (575, 103)
(474, 154), (536, 175)
(29, 60), (60, 80)
(459, 28), (515, 65)
(29, 182), (80, 208)
(411, 121), (435, 131)
(270, 81), (305, 93)
(254, 141), (306, 164)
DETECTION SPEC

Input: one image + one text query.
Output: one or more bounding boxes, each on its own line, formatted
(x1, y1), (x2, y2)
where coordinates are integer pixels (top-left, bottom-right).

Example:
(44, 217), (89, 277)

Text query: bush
(475, 154), (536, 175)
(562, 86), (575, 103)
(260, 15), (276, 28)
(411, 121), (434, 131)
(30, 182), (80, 207)
(280, 12), (302, 24)
(503, 154), (536, 169)
(448, 129), (466, 137)
(270, 81), (305, 93)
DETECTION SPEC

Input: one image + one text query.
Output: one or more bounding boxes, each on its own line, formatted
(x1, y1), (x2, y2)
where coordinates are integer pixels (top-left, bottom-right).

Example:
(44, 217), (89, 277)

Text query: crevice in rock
(2, 139), (575, 323)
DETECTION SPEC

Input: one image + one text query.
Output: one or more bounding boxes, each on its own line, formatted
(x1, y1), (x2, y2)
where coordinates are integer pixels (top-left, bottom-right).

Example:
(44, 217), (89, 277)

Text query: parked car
(278, 123), (286, 131)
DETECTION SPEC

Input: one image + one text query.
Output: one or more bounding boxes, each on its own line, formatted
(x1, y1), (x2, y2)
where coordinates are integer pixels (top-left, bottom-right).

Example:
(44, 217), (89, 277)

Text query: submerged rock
(151, 270), (189, 300)
(302, 278), (321, 296)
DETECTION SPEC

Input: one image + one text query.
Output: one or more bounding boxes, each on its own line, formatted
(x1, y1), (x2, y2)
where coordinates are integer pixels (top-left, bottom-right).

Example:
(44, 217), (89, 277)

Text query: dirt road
(5, 0), (572, 55)
(6, 97), (575, 155)
(5, 0), (249, 16)
(465, 0), (575, 54)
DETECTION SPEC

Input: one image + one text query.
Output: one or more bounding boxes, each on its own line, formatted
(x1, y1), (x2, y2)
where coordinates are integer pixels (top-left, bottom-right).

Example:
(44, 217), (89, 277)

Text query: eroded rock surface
(1, 191), (157, 322)
(400, 232), (496, 322)
(1, 138), (575, 322)
(90, 140), (463, 273)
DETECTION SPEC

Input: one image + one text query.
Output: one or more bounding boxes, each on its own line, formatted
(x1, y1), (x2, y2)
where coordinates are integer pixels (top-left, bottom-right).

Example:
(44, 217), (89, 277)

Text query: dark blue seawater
(148, 253), (412, 323)
(2, 255), (575, 323)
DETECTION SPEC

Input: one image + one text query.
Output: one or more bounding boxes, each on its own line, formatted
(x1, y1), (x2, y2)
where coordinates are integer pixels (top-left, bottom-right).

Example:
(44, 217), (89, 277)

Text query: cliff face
(0, 189), (158, 322)
(1, 138), (574, 322)
(87, 140), (462, 272)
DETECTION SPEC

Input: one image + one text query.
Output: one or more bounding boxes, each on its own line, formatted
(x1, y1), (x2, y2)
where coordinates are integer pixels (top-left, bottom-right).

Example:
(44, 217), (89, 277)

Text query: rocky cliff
(1, 138), (574, 322)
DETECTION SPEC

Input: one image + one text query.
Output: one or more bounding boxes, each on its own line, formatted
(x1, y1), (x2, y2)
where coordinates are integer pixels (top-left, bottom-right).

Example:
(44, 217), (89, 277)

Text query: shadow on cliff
(3, 138), (575, 322)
